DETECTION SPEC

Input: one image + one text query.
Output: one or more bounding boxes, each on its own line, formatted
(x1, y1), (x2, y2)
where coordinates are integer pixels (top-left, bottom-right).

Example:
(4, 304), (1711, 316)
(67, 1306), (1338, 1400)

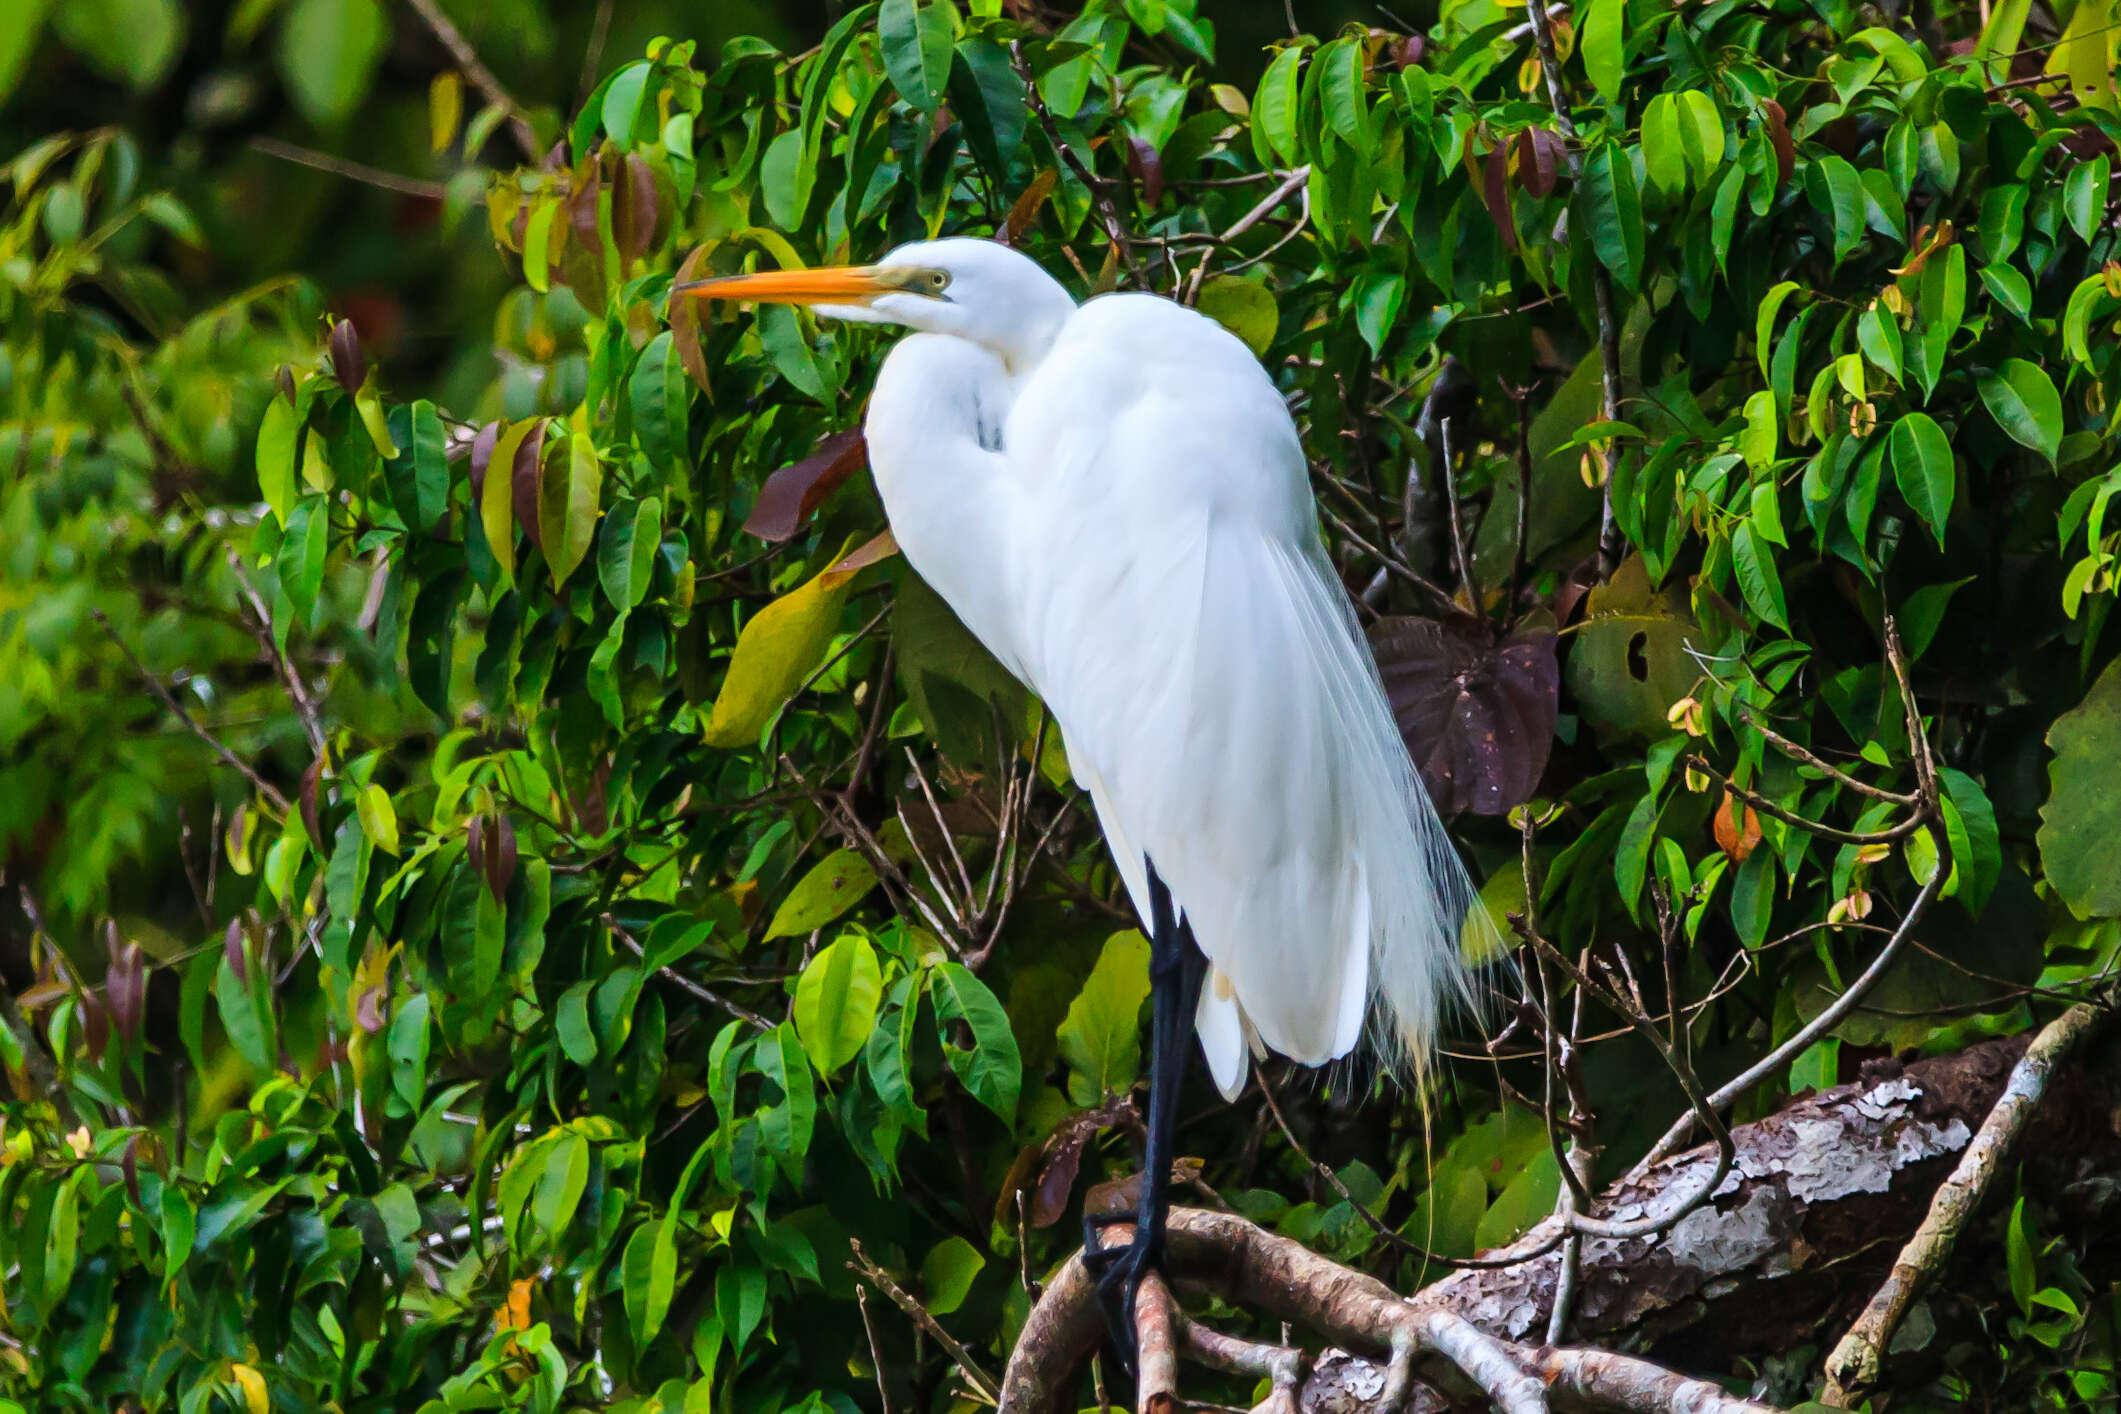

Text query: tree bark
(1001, 1030), (2121, 1414)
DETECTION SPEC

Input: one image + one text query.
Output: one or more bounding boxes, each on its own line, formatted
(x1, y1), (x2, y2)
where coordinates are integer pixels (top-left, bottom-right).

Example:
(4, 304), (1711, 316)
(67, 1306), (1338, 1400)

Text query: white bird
(679, 237), (1483, 1358)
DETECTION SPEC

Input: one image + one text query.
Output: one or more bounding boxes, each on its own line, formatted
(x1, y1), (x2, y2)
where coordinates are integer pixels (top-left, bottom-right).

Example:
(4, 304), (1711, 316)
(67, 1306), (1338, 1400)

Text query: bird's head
(673, 237), (1076, 373)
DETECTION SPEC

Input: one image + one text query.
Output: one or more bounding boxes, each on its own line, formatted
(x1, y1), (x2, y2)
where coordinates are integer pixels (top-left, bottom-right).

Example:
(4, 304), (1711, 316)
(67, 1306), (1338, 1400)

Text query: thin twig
(855, 1285), (897, 1414)
(849, 1238), (1003, 1404)
(404, 0), (541, 160)
(248, 138), (449, 200)
(1010, 41), (1148, 288)
(227, 550), (327, 756)
(607, 917), (773, 1032)
(93, 609), (291, 812)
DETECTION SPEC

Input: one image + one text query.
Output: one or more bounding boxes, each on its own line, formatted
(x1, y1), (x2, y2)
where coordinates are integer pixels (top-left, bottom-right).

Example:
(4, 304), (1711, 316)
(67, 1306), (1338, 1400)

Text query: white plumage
(688, 238), (1482, 1101)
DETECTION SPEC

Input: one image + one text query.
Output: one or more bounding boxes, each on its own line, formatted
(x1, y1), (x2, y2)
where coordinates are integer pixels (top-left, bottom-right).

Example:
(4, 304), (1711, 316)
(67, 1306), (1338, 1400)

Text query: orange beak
(671, 264), (894, 306)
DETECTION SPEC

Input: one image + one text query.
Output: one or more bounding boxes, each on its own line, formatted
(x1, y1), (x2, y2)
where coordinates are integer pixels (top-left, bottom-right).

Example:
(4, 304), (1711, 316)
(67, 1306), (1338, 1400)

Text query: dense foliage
(2, 0), (2120, 1411)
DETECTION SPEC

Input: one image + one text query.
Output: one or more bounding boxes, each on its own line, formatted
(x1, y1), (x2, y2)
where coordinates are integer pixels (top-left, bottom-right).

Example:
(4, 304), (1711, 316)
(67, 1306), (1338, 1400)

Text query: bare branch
(92, 608), (291, 812)
(404, 0), (541, 160)
(1822, 1000), (2113, 1404)
(851, 1238), (1003, 1405)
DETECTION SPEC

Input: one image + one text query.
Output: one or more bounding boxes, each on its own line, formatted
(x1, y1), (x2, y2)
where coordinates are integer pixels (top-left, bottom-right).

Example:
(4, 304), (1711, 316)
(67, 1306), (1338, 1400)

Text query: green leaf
(2038, 656), (2121, 918)
(354, 784), (398, 857)
(1350, 271), (1405, 356)
(1889, 412), (1954, 549)
(2007, 1194), (2035, 1318)
(1809, 154), (1864, 265)
(1579, 141), (1644, 293)
(630, 330), (690, 469)
(928, 961), (1020, 1123)
(1317, 37), (1370, 154)
(1897, 577), (1971, 660)
(557, 981), (598, 1065)
(1740, 390), (1777, 472)
(920, 1236), (985, 1315)
(541, 427), (604, 589)
(600, 61), (652, 147)
(769, 851), (880, 941)
(1939, 767), (2000, 917)
(256, 395), (299, 526)
(278, 495), (329, 625)
(1755, 281), (1801, 381)
(1473, 1147), (1560, 1250)
(1731, 521), (1788, 631)
(388, 993), (430, 1110)
(277, 0), (388, 125)
(791, 932), (884, 1071)
(597, 495), (661, 611)
(1582, 0), (1625, 101)
(1977, 358), (2062, 464)
(1641, 94), (1686, 196)
(402, 401), (448, 535)
(1056, 930), (1151, 1106)
(879, 0), (954, 111)
(0, 0), (55, 106)
(1252, 44), (1304, 166)
(1675, 90), (1724, 184)
(757, 1023), (817, 1163)
(2065, 156), (2111, 244)
(54, 0), (181, 90)
(533, 1131), (590, 1238)
(1196, 275), (1278, 355)
(622, 1217), (678, 1346)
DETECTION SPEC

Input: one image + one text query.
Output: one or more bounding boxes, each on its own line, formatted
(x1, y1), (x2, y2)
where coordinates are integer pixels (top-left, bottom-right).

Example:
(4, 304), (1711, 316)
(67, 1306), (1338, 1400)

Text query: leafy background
(2, 0), (2121, 1411)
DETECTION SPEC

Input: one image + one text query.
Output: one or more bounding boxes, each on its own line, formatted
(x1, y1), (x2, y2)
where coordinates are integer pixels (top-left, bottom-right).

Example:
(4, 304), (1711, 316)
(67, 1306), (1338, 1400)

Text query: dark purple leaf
(80, 987), (108, 1062)
(743, 430), (869, 541)
(1125, 136), (1165, 208)
(1762, 100), (1794, 190)
(328, 318), (366, 393)
(1032, 1131), (1086, 1228)
(275, 364), (297, 405)
(467, 814), (487, 885)
(616, 153), (661, 262)
(106, 925), (145, 1045)
(1391, 34), (1427, 68)
(481, 813), (518, 903)
(1517, 128), (1563, 199)
(1369, 617), (1559, 816)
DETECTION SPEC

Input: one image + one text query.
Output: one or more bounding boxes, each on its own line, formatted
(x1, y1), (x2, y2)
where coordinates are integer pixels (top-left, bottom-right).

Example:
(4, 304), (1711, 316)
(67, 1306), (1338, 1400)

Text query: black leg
(1082, 858), (1206, 1379)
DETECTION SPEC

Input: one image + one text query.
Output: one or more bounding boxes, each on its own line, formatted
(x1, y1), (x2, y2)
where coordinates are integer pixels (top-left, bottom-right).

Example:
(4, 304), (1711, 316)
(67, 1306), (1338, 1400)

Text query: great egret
(679, 238), (1481, 1363)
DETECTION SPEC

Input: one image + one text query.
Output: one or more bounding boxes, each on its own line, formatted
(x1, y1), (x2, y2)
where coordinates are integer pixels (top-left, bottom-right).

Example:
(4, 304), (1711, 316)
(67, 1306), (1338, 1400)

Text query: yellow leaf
(355, 387), (397, 458)
(229, 1362), (269, 1414)
(701, 550), (866, 747)
(430, 72), (463, 153)
(2047, 0), (2116, 111)
(499, 1276), (535, 1332)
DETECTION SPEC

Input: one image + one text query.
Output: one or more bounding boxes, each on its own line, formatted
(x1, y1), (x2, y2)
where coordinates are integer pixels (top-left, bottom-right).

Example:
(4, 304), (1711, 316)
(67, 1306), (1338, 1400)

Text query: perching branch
(1821, 1000), (2113, 1404)
(850, 1237), (1003, 1405)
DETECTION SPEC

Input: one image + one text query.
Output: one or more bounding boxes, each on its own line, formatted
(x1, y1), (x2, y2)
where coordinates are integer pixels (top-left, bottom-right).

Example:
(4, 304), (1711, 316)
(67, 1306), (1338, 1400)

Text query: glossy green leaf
(1889, 412), (1954, 548)
(791, 932), (884, 1071)
(1055, 930), (1150, 1106)
(1978, 358), (2062, 463)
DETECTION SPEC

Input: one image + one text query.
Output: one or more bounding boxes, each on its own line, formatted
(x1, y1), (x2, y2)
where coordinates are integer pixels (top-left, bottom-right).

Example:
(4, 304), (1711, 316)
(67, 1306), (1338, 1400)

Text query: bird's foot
(1081, 1211), (1162, 1381)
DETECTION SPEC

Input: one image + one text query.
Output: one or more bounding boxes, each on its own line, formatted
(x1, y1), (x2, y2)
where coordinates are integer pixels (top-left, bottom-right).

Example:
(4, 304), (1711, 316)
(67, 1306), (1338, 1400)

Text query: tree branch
(404, 0), (541, 161)
(92, 609), (291, 812)
(1821, 1001), (2113, 1404)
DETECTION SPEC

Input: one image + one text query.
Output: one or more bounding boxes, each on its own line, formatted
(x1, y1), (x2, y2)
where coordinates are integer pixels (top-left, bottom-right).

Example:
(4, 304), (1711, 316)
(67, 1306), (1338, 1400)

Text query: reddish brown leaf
(1369, 617), (1559, 816)
(1125, 136), (1165, 208)
(568, 158), (602, 245)
(275, 364), (297, 405)
(328, 318), (366, 393)
(1032, 1131), (1087, 1227)
(1393, 34), (1428, 68)
(299, 752), (325, 853)
(1762, 99), (1794, 190)
(80, 986), (108, 1062)
(511, 419), (548, 552)
(669, 244), (716, 396)
(1482, 143), (1519, 252)
(354, 985), (387, 1034)
(105, 926), (145, 1045)
(471, 811), (517, 903)
(615, 153), (661, 262)
(579, 758), (611, 836)
(1714, 792), (1764, 863)
(224, 917), (248, 985)
(122, 1135), (142, 1207)
(743, 430), (869, 541)
(1002, 169), (1059, 246)
(1516, 128), (1563, 199)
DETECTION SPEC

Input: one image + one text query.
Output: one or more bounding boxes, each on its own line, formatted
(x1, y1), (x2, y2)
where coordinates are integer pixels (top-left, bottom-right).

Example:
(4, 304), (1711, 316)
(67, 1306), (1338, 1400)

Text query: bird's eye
(927, 270), (950, 291)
